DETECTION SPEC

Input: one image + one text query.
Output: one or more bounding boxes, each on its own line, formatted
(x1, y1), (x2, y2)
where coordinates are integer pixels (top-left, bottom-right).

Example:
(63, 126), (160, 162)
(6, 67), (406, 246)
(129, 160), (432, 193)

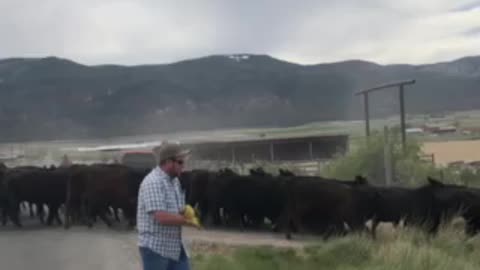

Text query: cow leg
(120, 204), (135, 229)
(64, 203), (71, 229)
(47, 205), (54, 226)
(46, 205), (55, 226)
(1, 209), (6, 226)
(47, 204), (62, 226)
(392, 219), (400, 228)
(114, 208), (121, 223)
(465, 218), (480, 236)
(371, 219), (379, 239)
(28, 202), (35, 218)
(240, 214), (249, 230)
(323, 220), (347, 240)
(5, 196), (22, 227)
(213, 207), (222, 227)
(83, 198), (94, 228)
(8, 203), (22, 227)
(106, 207), (114, 220)
(36, 203), (46, 224)
(425, 215), (441, 236)
(98, 208), (113, 227)
(19, 202), (25, 213)
(55, 207), (63, 226)
(198, 201), (208, 225)
(285, 211), (303, 240)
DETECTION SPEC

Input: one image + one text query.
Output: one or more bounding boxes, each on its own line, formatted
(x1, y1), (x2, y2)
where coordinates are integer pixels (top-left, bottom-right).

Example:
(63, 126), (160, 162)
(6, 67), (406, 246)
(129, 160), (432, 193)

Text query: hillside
(0, 54), (479, 141)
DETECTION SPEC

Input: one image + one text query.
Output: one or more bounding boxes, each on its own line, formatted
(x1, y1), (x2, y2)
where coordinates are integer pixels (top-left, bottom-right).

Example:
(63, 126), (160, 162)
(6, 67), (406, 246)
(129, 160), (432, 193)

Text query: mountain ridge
(0, 54), (479, 142)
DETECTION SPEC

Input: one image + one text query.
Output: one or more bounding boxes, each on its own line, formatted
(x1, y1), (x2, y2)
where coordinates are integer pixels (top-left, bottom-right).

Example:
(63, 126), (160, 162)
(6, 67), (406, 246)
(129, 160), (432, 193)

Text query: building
(182, 134), (349, 164)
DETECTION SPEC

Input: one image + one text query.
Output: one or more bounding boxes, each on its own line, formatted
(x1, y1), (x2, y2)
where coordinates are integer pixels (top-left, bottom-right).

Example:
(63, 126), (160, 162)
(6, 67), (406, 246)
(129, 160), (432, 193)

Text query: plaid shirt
(137, 167), (186, 260)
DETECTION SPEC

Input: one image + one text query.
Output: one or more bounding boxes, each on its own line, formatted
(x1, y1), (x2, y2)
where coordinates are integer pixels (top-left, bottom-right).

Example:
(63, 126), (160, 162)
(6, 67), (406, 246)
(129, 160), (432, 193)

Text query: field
(2, 109), (480, 168)
(423, 140), (480, 166)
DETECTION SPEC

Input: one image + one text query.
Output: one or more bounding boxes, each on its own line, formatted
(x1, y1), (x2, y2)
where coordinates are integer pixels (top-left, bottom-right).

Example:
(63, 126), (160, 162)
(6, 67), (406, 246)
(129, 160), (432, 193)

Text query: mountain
(0, 54), (479, 142)
(418, 56), (480, 77)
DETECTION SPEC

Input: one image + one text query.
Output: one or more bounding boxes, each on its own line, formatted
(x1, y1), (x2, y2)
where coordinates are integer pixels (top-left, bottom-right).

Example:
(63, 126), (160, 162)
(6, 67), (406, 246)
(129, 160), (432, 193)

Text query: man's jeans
(139, 246), (190, 270)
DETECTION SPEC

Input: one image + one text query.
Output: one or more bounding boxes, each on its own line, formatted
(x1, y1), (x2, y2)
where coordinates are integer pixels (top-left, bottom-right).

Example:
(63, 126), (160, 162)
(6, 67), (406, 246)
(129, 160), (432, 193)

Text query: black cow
(368, 178), (474, 237)
(425, 177), (480, 236)
(199, 168), (286, 230)
(0, 164), (21, 227)
(179, 169), (212, 223)
(368, 184), (436, 237)
(280, 175), (379, 240)
(4, 166), (68, 226)
(64, 164), (144, 229)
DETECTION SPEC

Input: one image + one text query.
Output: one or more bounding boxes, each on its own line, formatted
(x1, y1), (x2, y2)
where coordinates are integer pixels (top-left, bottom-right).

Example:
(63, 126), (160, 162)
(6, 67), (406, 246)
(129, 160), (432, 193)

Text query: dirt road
(0, 226), (140, 270)
(0, 225), (315, 270)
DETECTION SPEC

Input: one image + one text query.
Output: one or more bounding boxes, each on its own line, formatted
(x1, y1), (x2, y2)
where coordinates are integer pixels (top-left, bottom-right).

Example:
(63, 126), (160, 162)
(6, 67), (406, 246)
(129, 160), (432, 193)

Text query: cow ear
(355, 175), (368, 185)
(427, 177), (444, 186)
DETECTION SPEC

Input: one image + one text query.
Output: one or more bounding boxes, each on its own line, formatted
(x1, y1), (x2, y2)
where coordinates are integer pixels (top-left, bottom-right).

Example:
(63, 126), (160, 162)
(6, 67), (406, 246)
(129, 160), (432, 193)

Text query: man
(60, 154), (72, 167)
(137, 143), (198, 270)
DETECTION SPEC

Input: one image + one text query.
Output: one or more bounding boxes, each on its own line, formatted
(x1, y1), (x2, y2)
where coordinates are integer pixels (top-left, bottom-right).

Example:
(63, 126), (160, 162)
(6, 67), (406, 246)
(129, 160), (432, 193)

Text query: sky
(1, 0), (479, 65)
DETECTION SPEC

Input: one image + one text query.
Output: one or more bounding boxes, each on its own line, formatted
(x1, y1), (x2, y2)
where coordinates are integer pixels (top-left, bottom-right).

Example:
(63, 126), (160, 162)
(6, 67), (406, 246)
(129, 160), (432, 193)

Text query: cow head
(279, 169), (295, 177)
(354, 175), (369, 185)
(427, 177), (445, 187)
(0, 163), (6, 181)
(249, 167), (268, 177)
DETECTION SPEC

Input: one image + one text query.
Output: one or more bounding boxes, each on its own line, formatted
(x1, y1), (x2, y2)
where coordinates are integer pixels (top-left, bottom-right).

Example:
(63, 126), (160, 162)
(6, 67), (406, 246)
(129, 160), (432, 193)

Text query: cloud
(0, 0), (479, 65)
(452, 1), (480, 12)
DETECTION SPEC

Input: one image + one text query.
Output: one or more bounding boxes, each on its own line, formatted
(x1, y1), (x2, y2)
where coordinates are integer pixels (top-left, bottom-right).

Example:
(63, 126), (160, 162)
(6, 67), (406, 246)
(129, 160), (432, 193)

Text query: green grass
(192, 228), (480, 270)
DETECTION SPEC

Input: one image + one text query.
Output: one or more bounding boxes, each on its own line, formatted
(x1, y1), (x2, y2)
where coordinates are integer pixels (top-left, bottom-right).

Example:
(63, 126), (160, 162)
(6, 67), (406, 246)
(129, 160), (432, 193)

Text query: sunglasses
(172, 159), (185, 165)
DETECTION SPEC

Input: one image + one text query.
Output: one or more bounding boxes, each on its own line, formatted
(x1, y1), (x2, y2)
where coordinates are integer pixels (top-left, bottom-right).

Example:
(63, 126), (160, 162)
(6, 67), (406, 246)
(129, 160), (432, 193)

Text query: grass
(191, 227), (480, 270)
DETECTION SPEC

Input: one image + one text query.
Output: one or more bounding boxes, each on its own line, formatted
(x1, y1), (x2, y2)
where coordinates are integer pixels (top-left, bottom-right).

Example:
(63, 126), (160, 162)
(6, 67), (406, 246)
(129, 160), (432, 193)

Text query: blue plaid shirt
(137, 167), (186, 260)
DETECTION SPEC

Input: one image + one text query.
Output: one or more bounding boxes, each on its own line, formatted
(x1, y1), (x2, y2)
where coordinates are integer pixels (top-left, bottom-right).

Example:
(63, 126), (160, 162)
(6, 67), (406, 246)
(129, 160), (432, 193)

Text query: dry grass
(192, 223), (480, 270)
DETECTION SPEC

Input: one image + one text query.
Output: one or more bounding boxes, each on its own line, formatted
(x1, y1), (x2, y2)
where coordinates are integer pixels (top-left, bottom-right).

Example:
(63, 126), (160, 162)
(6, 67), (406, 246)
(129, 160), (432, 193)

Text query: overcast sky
(1, 0), (479, 65)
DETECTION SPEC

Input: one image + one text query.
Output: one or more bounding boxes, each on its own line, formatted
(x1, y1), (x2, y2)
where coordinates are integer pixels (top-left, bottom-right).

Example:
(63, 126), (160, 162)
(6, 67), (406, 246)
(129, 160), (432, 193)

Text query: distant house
(406, 127), (424, 134)
(423, 124), (457, 134)
(468, 161), (480, 170)
(435, 126), (457, 134)
(462, 127), (480, 135)
(448, 160), (465, 168)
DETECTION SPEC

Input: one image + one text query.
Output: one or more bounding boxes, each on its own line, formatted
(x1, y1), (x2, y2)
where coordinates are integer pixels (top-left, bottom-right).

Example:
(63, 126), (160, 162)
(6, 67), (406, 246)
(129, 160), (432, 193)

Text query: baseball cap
(153, 142), (190, 162)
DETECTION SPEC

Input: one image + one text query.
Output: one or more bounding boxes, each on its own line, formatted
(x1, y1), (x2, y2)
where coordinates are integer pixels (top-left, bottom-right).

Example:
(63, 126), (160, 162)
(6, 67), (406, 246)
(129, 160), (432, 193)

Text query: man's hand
(153, 211), (188, 226)
(183, 216), (202, 229)
(182, 205), (202, 229)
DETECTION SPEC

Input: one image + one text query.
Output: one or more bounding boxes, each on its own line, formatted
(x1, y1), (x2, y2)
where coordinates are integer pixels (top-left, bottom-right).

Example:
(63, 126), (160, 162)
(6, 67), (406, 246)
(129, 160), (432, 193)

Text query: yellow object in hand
(190, 217), (200, 227)
(184, 205), (196, 219)
(183, 204), (202, 228)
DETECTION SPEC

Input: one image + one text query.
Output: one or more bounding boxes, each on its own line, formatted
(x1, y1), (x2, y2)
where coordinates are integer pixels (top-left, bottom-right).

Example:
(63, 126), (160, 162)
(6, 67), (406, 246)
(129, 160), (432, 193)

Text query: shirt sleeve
(142, 180), (168, 213)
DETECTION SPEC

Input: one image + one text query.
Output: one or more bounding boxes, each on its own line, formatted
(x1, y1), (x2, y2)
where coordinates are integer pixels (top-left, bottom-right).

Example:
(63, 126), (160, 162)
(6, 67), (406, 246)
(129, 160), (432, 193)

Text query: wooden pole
(399, 84), (406, 151)
(269, 143), (275, 162)
(308, 141), (314, 160)
(384, 126), (393, 186)
(364, 93), (370, 137)
(231, 147), (236, 165)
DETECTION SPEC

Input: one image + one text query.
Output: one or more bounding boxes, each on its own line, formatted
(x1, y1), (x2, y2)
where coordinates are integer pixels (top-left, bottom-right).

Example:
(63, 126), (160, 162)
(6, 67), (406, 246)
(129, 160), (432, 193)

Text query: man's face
(165, 156), (186, 177)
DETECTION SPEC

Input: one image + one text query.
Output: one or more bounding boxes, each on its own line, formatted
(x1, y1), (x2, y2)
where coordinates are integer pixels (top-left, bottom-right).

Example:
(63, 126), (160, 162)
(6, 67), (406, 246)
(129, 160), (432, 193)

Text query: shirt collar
(156, 166), (174, 182)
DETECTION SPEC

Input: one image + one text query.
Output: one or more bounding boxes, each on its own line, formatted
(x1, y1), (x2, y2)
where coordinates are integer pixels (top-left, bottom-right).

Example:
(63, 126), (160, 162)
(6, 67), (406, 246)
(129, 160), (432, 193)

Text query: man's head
(153, 143), (190, 178)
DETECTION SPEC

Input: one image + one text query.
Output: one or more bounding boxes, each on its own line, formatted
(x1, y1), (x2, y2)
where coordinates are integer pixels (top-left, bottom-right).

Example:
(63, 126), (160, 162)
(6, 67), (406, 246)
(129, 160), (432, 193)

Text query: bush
(322, 129), (480, 186)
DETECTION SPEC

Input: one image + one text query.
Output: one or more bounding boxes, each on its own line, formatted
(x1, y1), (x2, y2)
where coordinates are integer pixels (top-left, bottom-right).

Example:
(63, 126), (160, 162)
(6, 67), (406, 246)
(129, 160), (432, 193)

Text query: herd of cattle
(1, 163), (480, 240)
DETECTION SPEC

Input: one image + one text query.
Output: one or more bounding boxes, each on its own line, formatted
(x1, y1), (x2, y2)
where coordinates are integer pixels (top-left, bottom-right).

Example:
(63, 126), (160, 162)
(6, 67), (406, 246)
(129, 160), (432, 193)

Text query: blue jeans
(139, 246), (190, 270)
